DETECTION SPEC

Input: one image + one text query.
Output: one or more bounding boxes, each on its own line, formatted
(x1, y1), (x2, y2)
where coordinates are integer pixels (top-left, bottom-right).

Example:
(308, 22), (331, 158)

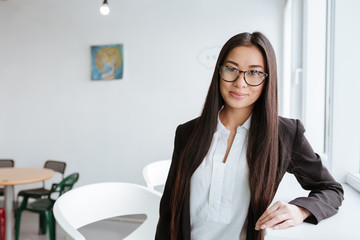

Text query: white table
(264, 174), (359, 240)
(0, 168), (54, 240)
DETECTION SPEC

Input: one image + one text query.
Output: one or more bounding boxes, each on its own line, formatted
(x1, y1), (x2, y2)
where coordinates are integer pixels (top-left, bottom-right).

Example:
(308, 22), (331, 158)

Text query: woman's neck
(219, 106), (252, 132)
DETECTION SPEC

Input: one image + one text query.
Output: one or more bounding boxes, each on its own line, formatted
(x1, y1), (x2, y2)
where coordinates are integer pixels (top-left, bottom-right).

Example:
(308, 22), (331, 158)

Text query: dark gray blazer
(155, 116), (344, 240)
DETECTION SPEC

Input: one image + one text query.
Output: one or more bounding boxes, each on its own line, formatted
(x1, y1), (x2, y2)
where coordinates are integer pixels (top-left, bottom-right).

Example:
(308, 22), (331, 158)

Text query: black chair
(17, 160), (67, 201)
(0, 159), (14, 168)
(15, 173), (79, 240)
(0, 159), (15, 197)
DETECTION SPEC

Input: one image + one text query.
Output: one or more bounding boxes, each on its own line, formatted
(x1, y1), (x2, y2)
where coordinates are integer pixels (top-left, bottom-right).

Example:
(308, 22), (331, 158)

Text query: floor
(4, 209), (144, 240)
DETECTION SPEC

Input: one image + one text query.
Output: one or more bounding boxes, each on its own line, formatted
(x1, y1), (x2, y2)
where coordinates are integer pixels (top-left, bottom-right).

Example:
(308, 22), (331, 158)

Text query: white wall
(0, 0), (284, 189)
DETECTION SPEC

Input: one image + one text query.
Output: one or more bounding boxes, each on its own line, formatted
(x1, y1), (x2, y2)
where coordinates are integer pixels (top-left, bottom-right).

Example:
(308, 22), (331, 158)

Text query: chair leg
(52, 211), (56, 240)
(15, 209), (23, 240)
(39, 213), (47, 234)
(46, 210), (56, 240)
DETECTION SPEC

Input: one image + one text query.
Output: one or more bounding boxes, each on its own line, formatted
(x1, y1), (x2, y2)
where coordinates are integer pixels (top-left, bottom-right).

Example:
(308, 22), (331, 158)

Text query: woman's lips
(230, 91), (247, 99)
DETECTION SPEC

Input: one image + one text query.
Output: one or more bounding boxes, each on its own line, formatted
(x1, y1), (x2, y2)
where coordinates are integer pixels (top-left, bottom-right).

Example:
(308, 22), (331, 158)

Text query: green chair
(17, 160), (67, 201)
(15, 172), (79, 240)
(16, 160), (66, 233)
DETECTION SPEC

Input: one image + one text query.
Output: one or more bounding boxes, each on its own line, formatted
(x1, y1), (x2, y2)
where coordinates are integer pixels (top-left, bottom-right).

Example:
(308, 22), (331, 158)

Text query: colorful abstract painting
(91, 44), (123, 80)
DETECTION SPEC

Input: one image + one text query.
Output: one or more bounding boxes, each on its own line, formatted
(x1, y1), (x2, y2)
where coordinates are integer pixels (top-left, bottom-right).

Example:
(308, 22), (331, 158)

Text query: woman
(155, 32), (343, 240)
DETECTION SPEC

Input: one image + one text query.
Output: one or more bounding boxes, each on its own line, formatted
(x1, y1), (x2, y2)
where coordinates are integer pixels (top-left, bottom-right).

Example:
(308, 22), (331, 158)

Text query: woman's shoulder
(172, 117), (199, 153)
(176, 117), (199, 134)
(279, 116), (305, 130)
(279, 116), (297, 128)
(278, 116), (306, 140)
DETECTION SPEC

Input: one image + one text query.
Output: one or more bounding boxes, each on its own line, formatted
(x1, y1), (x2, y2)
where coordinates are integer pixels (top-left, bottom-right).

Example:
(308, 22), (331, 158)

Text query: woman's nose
(233, 72), (247, 88)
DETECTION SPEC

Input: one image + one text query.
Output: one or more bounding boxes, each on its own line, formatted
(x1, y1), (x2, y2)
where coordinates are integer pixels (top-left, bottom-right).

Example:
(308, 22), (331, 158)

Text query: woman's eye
(225, 66), (237, 72)
(248, 70), (259, 76)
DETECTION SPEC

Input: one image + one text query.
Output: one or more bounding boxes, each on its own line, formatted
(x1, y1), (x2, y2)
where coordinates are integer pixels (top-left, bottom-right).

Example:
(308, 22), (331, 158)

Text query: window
(281, 0), (360, 187)
(281, 0), (326, 161)
(331, 0), (360, 189)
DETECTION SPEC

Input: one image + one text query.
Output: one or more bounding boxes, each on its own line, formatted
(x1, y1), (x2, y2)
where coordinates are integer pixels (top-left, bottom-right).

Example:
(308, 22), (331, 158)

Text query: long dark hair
(170, 32), (279, 240)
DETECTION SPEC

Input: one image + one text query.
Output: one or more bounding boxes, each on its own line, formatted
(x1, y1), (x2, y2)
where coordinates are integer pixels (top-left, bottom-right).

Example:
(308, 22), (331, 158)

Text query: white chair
(142, 159), (171, 193)
(53, 182), (162, 240)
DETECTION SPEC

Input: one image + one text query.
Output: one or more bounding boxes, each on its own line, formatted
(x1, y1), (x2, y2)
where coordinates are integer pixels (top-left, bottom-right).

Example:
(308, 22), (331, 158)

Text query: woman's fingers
(255, 202), (311, 231)
(255, 201), (286, 230)
(256, 201), (282, 223)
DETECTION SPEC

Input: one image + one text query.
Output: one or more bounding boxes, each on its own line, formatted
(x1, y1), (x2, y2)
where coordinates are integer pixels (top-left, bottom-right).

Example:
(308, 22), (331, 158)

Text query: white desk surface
(265, 174), (359, 240)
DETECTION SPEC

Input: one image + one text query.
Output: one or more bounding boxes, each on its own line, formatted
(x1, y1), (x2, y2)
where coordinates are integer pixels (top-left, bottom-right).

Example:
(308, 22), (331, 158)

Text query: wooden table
(0, 168), (55, 240)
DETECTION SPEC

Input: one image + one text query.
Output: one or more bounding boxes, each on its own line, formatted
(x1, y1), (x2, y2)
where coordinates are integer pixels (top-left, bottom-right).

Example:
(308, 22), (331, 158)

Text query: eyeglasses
(219, 65), (268, 86)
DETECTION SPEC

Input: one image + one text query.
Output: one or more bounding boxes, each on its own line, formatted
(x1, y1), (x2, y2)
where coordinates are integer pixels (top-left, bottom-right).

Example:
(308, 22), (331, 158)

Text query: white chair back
(142, 159), (171, 193)
(53, 182), (161, 240)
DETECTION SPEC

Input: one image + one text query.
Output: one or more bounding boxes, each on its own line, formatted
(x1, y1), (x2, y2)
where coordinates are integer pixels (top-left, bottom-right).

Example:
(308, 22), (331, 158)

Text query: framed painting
(91, 44), (123, 80)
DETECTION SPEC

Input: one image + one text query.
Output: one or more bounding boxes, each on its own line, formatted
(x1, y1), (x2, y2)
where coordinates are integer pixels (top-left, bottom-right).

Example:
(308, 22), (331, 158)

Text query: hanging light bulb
(100, 0), (110, 15)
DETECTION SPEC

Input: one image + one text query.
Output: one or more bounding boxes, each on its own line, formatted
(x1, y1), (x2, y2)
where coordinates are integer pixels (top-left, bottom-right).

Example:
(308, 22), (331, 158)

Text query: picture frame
(91, 44), (123, 80)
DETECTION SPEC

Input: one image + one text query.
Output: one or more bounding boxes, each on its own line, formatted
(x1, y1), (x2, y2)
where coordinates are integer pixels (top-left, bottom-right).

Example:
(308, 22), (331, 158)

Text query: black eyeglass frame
(218, 65), (268, 87)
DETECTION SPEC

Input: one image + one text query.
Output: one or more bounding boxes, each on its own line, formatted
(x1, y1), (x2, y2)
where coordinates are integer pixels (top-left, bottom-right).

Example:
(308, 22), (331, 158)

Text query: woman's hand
(255, 201), (311, 231)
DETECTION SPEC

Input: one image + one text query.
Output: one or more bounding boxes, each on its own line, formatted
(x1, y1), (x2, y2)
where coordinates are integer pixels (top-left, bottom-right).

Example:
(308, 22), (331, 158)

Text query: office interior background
(0, 0), (359, 195)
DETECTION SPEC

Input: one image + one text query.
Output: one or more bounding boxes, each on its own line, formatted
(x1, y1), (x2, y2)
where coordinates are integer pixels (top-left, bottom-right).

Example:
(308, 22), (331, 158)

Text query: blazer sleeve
(155, 124), (187, 239)
(287, 119), (344, 224)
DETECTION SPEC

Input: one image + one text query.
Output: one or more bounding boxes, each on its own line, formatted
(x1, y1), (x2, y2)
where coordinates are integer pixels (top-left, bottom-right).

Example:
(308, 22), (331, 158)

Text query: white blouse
(190, 115), (251, 240)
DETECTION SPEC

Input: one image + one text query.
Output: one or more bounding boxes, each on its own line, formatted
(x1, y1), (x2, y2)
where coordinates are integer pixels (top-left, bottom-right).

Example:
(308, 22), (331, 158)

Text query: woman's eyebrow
(224, 61), (264, 69)
(223, 60), (239, 66)
(248, 64), (264, 69)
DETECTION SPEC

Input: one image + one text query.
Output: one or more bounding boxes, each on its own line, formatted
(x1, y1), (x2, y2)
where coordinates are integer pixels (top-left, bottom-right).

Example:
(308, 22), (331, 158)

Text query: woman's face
(219, 45), (266, 114)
